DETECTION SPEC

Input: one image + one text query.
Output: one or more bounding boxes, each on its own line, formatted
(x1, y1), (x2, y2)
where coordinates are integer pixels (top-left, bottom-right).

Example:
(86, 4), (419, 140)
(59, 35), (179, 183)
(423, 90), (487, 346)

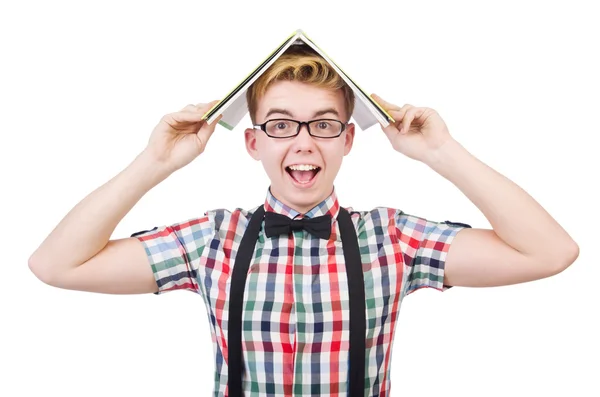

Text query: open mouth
(285, 166), (321, 185)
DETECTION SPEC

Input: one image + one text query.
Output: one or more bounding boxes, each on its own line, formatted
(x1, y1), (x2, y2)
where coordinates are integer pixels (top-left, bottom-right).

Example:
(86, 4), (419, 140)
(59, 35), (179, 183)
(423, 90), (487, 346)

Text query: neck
(269, 186), (334, 215)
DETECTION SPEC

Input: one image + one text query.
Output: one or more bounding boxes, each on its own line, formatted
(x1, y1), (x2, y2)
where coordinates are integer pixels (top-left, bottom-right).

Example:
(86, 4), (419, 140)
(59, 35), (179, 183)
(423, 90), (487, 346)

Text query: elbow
(550, 239), (580, 274)
(28, 254), (45, 281)
(28, 254), (56, 286)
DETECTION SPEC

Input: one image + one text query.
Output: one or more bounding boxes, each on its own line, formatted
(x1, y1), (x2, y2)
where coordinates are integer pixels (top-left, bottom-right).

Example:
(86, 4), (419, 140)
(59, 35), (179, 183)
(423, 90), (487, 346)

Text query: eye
(275, 121), (290, 129)
(317, 121), (331, 129)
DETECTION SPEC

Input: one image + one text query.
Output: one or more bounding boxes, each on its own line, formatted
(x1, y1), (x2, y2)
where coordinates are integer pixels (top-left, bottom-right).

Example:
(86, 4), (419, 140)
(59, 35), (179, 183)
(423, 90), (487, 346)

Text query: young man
(28, 45), (579, 396)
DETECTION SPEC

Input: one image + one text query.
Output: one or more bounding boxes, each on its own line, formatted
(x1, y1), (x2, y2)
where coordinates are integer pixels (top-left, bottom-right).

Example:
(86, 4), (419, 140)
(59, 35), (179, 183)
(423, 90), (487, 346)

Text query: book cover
(203, 29), (394, 131)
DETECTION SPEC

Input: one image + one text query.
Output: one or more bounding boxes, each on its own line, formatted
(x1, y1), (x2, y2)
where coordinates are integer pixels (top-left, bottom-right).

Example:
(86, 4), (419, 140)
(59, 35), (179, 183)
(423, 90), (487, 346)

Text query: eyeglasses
(253, 118), (347, 139)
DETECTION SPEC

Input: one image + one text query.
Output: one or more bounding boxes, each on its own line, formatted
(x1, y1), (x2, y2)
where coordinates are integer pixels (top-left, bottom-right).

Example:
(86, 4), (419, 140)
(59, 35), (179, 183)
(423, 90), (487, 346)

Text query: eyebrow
(313, 108), (340, 118)
(265, 108), (293, 118)
(265, 107), (341, 119)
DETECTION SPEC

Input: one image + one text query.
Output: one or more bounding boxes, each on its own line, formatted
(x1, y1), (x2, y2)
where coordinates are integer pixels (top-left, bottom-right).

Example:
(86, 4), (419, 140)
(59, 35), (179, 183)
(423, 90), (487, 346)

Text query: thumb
(197, 99), (221, 119)
(196, 112), (222, 149)
(380, 121), (400, 143)
(371, 93), (394, 110)
(194, 99), (221, 129)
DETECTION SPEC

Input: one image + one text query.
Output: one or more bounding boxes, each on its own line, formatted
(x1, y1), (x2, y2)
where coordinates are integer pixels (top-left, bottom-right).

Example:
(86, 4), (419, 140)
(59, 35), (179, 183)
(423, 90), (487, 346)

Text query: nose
(299, 122), (311, 136)
(292, 123), (316, 151)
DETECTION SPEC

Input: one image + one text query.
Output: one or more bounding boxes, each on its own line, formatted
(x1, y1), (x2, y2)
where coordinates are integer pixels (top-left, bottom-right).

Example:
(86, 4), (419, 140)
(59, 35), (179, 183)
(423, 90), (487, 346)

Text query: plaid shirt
(132, 188), (469, 396)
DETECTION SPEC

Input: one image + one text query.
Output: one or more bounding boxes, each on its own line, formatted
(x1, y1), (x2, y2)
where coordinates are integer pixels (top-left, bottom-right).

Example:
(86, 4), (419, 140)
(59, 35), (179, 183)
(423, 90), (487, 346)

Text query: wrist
(423, 138), (469, 177)
(131, 150), (174, 185)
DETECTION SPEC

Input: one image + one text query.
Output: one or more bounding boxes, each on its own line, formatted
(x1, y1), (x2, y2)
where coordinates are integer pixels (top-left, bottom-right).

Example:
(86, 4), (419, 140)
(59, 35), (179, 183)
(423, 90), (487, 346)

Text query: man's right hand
(144, 100), (221, 173)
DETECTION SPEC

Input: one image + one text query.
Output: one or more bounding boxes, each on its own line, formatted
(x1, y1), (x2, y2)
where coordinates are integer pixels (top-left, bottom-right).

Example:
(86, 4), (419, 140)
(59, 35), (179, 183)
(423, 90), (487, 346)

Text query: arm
(28, 101), (220, 294)
(426, 138), (579, 288)
(28, 150), (171, 294)
(371, 93), (579, 289)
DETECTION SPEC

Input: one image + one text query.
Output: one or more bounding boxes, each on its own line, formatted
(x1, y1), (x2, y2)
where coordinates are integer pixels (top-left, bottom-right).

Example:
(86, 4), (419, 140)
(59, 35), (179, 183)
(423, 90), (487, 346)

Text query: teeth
(288, 164), (319, 171)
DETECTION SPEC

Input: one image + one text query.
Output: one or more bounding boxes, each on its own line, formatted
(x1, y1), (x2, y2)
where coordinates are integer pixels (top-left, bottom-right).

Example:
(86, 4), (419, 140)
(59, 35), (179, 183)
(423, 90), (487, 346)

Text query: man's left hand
(371, 93), (455, 163)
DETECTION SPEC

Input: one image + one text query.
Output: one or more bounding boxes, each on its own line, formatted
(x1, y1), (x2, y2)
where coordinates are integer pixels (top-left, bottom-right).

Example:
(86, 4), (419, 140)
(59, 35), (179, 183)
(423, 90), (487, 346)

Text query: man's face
(244, 80), (355, 214)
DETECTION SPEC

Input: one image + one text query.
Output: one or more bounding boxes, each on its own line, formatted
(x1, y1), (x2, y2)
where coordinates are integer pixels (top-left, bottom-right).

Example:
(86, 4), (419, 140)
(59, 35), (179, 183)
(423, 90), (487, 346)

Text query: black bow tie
(264, 212), (332, 240)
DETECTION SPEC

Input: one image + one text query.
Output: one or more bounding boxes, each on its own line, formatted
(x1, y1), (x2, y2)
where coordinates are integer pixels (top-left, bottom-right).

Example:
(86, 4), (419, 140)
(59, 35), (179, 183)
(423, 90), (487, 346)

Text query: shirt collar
(264, 186), (341, 220)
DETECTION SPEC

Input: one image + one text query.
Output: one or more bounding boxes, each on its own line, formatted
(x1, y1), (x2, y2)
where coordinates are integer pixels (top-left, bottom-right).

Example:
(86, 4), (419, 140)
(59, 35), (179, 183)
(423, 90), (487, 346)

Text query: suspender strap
(228, 205), (366, 396)
(338, 207), (366, 397)
(228, 205), (265, 397)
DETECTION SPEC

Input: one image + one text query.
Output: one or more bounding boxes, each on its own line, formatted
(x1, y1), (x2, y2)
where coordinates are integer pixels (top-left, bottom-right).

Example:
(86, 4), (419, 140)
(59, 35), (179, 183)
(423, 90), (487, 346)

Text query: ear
(244, 128), (261, 160)
(343, 123), (355, 156)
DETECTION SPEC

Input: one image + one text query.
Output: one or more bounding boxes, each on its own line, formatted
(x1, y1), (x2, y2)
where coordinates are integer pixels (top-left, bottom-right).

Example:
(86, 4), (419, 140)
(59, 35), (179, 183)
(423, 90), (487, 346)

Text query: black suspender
(228, 205), (365, 396)
(338, 206), (366, 396)
(228, 205), (265, 396)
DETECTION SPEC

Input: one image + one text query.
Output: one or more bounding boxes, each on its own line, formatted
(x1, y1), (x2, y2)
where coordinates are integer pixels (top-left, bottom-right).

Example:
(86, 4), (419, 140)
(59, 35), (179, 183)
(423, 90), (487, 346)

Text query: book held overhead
(203, 29), (395, 131)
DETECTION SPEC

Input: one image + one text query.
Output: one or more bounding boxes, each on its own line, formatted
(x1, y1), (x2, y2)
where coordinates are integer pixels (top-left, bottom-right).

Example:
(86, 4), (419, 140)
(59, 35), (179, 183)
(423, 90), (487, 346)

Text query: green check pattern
(132, 187), (470, 396)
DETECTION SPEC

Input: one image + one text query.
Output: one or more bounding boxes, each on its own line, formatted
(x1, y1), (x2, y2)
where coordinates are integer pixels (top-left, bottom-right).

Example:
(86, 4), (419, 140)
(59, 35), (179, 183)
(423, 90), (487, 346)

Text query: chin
(287, 184), (332, 209)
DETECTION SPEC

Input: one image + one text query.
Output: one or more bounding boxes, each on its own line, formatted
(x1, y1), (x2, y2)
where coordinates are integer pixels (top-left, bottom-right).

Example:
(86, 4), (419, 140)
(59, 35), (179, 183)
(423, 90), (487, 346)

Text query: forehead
(256, 81), (347, 120)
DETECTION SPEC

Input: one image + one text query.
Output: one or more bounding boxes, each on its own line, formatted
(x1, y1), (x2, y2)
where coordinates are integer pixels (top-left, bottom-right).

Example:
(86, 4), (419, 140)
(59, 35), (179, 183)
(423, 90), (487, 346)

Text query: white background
(2, 0), (598, 395)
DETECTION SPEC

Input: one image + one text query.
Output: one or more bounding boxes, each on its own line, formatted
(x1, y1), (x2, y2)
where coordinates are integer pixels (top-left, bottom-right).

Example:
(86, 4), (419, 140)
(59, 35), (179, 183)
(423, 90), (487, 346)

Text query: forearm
(29, 150), (172, 275)
(425, 138), (578, 264)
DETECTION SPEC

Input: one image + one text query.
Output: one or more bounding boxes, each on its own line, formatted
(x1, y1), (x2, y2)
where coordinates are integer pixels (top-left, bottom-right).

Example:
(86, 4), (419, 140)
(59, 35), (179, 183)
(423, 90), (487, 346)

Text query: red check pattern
(132, 187), (470, 396)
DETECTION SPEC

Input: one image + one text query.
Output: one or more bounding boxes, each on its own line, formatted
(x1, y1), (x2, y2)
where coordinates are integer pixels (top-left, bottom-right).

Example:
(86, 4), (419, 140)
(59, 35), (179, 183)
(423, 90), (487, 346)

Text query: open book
(202, 29), (395, 131)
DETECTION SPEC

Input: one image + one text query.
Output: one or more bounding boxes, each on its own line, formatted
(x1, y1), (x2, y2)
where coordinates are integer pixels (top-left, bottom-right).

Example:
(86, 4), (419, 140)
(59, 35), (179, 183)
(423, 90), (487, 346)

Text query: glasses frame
(253, 118), (348, 139)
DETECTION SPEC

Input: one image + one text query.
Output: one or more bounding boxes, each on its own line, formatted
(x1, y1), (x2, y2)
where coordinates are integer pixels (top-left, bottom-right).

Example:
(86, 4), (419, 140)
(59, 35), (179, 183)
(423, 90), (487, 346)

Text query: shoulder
(340, 205), (405, 233)
(342, 205), (403, 221)
(204, 205), (262, 223)
(203, 204), (263, 237)
(344, 205), (468, 235)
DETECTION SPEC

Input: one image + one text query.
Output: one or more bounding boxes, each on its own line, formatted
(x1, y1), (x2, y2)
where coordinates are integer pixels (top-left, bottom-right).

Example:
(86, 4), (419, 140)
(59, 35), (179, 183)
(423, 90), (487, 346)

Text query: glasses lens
(309, 120), (343, 138)
(266, 120), (298, 137)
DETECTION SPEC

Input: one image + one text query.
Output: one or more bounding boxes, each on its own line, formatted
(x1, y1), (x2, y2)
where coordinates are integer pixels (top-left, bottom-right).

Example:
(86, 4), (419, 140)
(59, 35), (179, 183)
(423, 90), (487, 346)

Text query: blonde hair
(246, 45), (355, 124)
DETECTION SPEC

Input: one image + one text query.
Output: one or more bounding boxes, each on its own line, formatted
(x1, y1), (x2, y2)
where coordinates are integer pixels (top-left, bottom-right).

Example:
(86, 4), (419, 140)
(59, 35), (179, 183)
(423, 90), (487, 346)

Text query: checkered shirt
(132, 187), (469, 396)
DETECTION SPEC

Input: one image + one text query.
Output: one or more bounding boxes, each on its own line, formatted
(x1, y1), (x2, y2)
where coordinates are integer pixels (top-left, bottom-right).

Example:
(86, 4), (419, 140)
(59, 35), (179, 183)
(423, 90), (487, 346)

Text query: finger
(371, 93), (401, 111)
(208, 113), (223, 126)
(164, 100), (221, 134)
(381, 122), (399, 142)
(180, 99), (219, 113)
(371, 93), (400, 111)
(196, 99), (221, 119)
(196, 114), (222, 150)
(200, 99), (220, 111)
(384, 103), (414, 130)
(196, 101), (222, 132)
(192, 102), (210, 110)
(167, 110), (207, 125)
(180, 103), (198, 112)
(387, 105), (413, 126)
(400, 107), (426, 134)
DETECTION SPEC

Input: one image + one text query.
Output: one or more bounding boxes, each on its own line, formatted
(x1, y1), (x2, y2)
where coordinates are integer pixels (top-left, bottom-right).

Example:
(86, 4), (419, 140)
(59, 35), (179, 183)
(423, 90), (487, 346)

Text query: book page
(217, 96), (249, 130)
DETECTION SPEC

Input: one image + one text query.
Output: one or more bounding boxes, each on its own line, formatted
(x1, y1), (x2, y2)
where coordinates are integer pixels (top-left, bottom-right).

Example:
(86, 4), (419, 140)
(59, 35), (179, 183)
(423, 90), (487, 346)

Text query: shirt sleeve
(130, 214), (215, 295)
(395, 211), (471, 297)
